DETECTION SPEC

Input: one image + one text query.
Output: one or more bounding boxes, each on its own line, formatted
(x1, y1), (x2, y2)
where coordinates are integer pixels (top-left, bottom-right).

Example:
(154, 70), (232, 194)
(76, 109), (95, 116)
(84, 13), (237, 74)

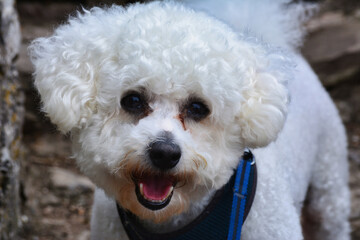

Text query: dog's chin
(116, 185), (188, 223)
(115, 171), (193, 223)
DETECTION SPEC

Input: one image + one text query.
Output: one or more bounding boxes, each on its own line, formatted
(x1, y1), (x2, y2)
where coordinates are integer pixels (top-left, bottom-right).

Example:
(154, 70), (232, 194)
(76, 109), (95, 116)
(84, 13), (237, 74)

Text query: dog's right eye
(121, 93), (148, 115)
(184, 101), (210, 121)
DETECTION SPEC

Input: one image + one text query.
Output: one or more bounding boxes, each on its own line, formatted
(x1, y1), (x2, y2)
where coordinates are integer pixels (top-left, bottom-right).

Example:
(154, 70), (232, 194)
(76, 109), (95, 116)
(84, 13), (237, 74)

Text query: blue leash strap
(227, 149), (256, 240)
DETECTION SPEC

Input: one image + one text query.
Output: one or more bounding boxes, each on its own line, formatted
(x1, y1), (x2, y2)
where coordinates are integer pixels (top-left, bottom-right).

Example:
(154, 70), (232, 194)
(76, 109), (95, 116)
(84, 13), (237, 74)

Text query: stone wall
(0, 0), (23, 239)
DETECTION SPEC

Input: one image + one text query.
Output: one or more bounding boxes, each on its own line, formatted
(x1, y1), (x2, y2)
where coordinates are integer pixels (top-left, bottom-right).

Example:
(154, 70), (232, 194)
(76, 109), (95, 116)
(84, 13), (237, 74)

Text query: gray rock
(49, 167), (95, 191)
(302, 12), (360, 87)
(39, 193), (60, 207)
(349, 149), (360, 165)
(77, 230), (90, 240)
(334, 100), (352, 123)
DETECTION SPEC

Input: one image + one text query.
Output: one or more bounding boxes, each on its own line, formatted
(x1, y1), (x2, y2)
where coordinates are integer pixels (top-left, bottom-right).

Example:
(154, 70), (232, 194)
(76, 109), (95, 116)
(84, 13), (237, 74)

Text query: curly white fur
(29, 1), (350, 239)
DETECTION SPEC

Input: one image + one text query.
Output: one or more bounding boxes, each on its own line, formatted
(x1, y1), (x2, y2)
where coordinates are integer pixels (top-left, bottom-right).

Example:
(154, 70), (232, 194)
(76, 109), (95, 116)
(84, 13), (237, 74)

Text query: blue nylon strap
(227, 160), (244, 239)
(228, 152), (253, 240)
(236, 162), (252, 240)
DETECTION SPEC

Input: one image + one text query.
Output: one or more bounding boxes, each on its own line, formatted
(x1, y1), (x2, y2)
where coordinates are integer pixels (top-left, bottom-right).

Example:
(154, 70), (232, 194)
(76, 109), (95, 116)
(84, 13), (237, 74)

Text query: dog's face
(30, 2), (290, 222)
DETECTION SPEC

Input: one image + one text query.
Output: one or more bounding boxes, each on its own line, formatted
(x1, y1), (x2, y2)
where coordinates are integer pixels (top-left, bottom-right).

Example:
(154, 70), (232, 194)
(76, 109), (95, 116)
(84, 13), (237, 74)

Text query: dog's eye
(121, 93), (148, 115)
(185, 101), (210, 121)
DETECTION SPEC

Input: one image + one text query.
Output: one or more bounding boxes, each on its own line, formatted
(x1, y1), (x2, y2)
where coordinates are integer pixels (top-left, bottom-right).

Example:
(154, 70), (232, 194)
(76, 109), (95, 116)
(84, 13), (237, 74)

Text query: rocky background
(14, 0), (360, 239)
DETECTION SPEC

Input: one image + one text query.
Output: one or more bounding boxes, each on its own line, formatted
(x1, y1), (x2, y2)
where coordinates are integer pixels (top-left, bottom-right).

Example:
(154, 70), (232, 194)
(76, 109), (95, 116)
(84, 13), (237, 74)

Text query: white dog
(29, 0), (351, 239)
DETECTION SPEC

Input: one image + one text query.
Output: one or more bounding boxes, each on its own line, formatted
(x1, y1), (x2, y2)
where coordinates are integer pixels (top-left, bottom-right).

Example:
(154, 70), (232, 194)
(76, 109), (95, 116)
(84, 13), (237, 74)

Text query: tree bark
(0, 0), (23, 239)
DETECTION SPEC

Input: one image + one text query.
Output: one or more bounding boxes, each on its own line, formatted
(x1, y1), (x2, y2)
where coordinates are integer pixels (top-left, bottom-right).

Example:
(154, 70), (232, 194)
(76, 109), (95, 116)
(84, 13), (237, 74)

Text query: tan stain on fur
(175, 114), (186, 131)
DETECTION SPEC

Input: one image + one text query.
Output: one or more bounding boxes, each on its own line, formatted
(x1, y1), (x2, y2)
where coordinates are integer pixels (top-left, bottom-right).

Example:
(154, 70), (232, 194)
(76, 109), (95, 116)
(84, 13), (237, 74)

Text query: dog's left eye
(121, 93), (148, 115)
(185, 101), (210, 121)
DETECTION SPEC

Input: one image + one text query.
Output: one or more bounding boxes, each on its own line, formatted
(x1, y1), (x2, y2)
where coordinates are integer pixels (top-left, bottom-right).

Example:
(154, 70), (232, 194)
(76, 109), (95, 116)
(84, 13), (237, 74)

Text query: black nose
(148, 140), (181, 170)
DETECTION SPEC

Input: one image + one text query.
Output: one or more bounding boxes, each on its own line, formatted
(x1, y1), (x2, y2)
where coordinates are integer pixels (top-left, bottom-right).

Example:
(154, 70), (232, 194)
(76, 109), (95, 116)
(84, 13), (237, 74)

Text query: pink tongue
(140, 176), (173, 201)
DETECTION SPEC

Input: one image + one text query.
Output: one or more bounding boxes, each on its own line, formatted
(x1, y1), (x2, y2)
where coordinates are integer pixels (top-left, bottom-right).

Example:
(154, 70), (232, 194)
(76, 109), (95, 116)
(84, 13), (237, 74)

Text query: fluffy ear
(29, 6), (130, 133)
(29, 35), (97, 133)
(237, 51), (291, 148)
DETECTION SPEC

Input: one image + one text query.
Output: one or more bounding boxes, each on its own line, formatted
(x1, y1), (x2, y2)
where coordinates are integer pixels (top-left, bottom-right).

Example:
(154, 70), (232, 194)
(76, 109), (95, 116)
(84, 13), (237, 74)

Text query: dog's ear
(29, 35), (97, 133)
(236, 51), (291, 148)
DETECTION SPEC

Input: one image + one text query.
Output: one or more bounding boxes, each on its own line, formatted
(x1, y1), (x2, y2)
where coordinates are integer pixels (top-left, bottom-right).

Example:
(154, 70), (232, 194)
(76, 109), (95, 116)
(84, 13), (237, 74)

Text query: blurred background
(8, 0), (360, 239)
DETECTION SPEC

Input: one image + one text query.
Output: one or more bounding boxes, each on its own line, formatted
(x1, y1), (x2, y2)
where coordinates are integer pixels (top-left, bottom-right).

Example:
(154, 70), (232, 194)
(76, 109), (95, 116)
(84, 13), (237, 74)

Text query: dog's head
(29, 2), (291, 223)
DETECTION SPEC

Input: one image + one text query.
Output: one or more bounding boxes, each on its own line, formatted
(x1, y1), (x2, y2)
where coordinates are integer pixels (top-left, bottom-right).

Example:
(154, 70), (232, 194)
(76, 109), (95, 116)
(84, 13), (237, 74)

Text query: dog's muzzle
(132, 134), (182, 210)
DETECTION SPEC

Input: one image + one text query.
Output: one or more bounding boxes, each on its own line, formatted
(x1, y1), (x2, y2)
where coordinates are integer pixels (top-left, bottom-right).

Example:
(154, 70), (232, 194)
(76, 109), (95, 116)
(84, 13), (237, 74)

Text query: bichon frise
(29, 0), (351, 239)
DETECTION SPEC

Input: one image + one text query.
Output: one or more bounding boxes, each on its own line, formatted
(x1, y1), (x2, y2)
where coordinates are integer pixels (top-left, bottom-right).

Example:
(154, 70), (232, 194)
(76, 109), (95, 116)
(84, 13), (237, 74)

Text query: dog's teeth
(160, 187), (174, 202)
(167, 186), (174, 198)
(144, 197), (161, 203)
(140, 183), (144, 196)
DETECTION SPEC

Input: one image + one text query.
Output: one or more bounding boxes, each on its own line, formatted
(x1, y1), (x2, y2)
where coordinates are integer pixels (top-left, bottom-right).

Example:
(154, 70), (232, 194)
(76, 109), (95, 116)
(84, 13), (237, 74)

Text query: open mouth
(133, 174), (177, 211)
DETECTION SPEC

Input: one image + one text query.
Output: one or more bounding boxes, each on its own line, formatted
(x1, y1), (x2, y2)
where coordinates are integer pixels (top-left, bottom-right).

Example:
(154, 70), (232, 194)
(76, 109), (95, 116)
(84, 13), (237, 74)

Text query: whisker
(196, 153), (207, 169)
(192, 159), (200, 169)
(111, 150), (135, 174)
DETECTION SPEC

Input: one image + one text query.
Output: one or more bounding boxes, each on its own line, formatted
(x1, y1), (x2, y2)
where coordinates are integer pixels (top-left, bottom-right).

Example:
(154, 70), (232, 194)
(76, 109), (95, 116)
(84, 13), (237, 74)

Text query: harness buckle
(244, 148), (256, 165)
